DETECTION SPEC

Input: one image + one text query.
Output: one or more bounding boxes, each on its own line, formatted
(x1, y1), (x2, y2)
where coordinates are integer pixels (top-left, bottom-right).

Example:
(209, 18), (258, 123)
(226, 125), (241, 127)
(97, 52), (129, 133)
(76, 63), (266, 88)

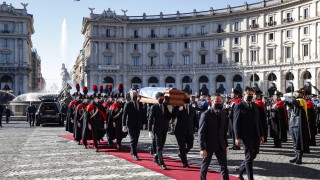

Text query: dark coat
(107, 108), (127, 140)
(290, 99), (310, 153)
(172, 105), (197, 135)
(199, 108), (228, 152)
(148, 103), (172, 134)
(233, 101), (263, 143)
(122, 101), (145, 130)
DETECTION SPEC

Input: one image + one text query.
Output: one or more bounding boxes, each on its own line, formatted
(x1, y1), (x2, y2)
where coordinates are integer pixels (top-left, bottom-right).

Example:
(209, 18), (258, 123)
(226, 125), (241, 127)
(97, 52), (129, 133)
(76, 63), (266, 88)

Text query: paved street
(0, 120), (320, 180)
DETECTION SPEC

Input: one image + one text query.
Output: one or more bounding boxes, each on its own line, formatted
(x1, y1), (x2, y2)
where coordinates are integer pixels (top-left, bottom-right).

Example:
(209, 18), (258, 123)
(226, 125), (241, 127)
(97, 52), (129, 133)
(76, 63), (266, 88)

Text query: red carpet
(59, 135), (238, 180)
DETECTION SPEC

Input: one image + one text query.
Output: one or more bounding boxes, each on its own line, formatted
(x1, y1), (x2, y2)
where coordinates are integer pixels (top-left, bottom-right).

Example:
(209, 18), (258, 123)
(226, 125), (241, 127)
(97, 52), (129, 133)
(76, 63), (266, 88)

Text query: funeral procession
(1, 0), (320, 180)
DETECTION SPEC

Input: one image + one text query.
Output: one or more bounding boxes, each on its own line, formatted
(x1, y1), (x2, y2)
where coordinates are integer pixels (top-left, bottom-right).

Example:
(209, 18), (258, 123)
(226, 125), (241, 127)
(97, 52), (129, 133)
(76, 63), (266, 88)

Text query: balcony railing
(216, 29), (225, 33)
(164, 34), (175, 38)
(265, 21), (277, 26)
(249, 24), (259, 29)
(282, 18), (294, 23)
(148, 34), (157, 38)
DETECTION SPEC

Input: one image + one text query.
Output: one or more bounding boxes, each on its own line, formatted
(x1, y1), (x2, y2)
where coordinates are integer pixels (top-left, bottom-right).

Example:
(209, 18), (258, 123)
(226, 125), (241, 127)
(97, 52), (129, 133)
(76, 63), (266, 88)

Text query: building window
(151, 29), (156, 38)
(218, 39), (223, 47)
(105, 56), (112, 65)
(133, 44), (138, 50)
(167, 56), (173, 66)
(151, 43), (155, 50)
(184, 27), (189, 36)
(2, 54), (10, 63)
(304, 8), (309, 19)
(286, 47), (292, 58)
(304, 26), (309, 35)
(251, 35), (256, 43)
(217, 24), (223, 33)
(134, 30), (138, 38)
(201, 41), (206, 48)
(133, 57), (139, 66)
(251, 19), (256, 25)
(183, 55), (190, 65)
(184, 42), (189, 48)
(168, 43), (173, 50)
(303, 44), (309, 56)
(151, 57), (156, 66)
(201, 55), (206, 64)
(269, 16), (274, 23)
(168, 28), (173, 37)
(106, 29), (111, 37)
(3, 39), (9, 47)
(106, 43), (111, 49)
(250, 50), (257, 61)
(286, 30), (292, 38)
(218, 54), (223, 64)
(287, 12), (292, 19)
(201, 26), (206, 34)
(234, 37), (239, 44)
(234, 52), (240, 62)
(268, 49), (274, 60)
(3, 24), (8, 33)
(269, 33), (274, 41)
(234, 22), (239, 31)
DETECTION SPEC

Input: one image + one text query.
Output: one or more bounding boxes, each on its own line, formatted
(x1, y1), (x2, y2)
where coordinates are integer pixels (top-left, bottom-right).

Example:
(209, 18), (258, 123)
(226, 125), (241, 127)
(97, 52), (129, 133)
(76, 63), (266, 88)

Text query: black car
(35, 96), (62, 126)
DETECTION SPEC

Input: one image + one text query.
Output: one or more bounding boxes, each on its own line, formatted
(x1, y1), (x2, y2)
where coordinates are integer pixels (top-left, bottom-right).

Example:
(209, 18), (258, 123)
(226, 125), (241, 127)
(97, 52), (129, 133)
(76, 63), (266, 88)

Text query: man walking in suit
(148, 92), (172, 170)
(234, 86), (264, 180)
(172, 96), (197, 168)
(122, 90), (146, 160)
(199, 93), (229, 180)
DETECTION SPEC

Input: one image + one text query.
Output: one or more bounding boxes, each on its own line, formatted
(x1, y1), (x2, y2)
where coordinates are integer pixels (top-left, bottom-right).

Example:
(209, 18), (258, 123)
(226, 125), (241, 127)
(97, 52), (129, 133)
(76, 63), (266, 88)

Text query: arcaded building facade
(74, 0), (320, 96)
(0, 2), (35, 95)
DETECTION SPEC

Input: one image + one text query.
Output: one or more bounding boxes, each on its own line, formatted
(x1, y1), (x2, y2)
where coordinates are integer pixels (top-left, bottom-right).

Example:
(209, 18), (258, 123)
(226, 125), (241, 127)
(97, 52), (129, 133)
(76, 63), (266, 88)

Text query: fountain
(8, 19), (73, 116)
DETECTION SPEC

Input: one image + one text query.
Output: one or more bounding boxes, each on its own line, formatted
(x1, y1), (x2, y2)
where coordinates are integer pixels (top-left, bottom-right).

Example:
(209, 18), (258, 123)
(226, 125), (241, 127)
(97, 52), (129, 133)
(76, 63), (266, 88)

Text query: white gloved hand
(143, 124), (146, 130)
(179, 106), (183, 111)
(113, 122), (116, 127)
(149, 132), (154, 139)
(122, 126), (128, 132)
(88, 124), (92, 130)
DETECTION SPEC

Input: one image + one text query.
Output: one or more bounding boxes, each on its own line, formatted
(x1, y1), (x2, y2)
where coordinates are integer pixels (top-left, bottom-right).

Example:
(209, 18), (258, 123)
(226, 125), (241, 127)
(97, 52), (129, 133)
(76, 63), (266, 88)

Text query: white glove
(167, 105), (173, 113)
(149, 132), (154, 139)
(122, 126), (128, 132)
(113, 122), (116, 127)
(88, 124), (92, 130)
(179, 106), (183, 111)
(143, 124), (146, 130)
(192, 104), (196, 108)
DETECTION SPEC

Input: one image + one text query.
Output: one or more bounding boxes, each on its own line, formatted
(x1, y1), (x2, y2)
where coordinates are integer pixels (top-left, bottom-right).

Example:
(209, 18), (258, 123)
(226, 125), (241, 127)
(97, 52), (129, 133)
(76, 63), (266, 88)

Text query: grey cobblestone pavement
(0, 120), (320, 180)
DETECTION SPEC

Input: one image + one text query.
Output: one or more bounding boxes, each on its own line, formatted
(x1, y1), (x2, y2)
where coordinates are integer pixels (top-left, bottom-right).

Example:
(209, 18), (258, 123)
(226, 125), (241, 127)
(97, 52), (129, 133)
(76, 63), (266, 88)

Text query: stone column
(192, 74), (198, 95)
(226, 73), (233, 94)
(176, 74), (181, 90)
(209, 74), (214, 95)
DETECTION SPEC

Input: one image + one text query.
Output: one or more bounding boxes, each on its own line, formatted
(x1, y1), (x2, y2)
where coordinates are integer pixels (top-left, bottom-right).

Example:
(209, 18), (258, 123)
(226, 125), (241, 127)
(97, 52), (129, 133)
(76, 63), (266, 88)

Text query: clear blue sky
(8, 0), (257, 89)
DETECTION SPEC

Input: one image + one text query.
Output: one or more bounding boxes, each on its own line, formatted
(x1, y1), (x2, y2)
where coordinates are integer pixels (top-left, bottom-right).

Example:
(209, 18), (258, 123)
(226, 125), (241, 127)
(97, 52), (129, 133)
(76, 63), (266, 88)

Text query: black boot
(295, 155), (302, 164)
(289, 155), (298, 163)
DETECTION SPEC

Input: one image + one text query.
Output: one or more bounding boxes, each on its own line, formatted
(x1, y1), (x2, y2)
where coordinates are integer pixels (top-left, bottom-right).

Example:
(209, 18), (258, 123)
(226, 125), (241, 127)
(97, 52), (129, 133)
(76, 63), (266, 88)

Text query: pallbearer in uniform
(82, 85), (107, 152)
(269, 91), (288, 148)
(106, 101), (127, 150)
(289, 89), (310, 164)
(254, 90), (268, 143)
(122, 90), (145, 160)
(66, 100), (77, 133)
(172, 96), (197, 168)
(73, 87), (88, 145)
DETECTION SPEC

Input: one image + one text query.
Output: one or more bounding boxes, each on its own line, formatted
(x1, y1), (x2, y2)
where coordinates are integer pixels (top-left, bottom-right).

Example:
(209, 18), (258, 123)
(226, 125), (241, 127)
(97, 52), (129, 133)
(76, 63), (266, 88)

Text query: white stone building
(0, 2), (35, 95)
(73, 0), (320, 96)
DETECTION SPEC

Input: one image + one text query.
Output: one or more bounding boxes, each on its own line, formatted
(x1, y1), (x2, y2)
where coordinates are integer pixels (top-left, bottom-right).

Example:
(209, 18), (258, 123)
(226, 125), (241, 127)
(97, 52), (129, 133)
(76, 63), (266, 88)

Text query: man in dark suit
(172, 96), (197, 168)
(122, 90), (146, 160)
(234, 86), (264, 180)
(199, 93), (229, 180)
(148, 92), (172, 170)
